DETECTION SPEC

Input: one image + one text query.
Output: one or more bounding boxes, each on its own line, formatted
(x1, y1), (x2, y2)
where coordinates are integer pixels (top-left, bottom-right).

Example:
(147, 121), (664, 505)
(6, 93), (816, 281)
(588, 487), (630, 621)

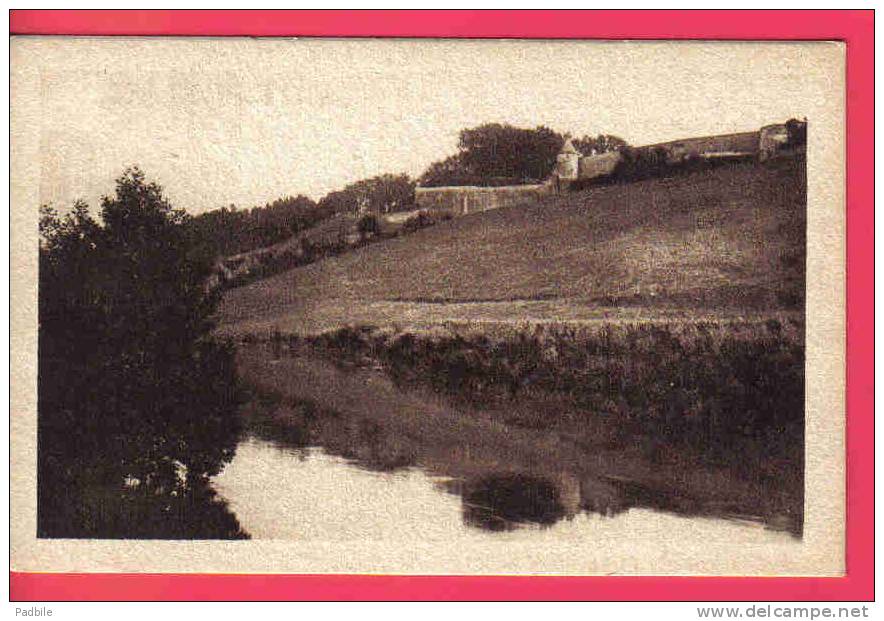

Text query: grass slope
(219, 156), (805, 336)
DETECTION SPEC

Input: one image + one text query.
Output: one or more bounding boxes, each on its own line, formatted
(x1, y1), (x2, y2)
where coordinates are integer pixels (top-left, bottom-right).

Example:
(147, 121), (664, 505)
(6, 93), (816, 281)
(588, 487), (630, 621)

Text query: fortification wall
(413, 122), (801, 217)
(646, 131), (761, 163)
(414, 183), (550, 215)
(577, 151), (621, 180)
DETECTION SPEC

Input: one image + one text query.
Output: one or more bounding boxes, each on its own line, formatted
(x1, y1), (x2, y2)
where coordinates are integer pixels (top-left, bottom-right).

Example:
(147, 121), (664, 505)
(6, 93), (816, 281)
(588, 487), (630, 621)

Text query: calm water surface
(214, 435), (797, 545)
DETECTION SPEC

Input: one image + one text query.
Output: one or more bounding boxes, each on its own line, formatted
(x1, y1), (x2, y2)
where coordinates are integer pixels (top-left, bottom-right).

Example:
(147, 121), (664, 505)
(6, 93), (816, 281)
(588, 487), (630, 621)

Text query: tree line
(187, 173), (416, 261)
(186, 195), (324, 258)
(189, 124), (628, 261)
(418, 124), (626, 187)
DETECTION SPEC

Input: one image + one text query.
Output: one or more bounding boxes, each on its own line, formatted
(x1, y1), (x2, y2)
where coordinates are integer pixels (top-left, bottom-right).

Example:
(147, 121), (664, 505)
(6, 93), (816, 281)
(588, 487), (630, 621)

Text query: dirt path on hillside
(217, 296), (802, 339)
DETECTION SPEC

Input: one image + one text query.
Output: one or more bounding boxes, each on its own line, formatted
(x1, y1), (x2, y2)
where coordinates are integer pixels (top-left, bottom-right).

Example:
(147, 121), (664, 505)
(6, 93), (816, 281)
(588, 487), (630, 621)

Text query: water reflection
(214, 435), (798, 548)
(459, 474), (569, 531)
(246, 395), (418, 473)
(214, 387), (800, 538)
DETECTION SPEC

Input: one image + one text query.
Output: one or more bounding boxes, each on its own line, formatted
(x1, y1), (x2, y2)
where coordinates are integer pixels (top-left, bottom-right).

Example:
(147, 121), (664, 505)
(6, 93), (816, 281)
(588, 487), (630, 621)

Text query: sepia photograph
(10, 35), (846, 577)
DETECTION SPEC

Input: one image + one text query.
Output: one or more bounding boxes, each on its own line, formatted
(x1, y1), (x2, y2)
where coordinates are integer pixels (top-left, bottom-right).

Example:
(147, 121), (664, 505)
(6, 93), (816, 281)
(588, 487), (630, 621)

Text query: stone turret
(555, 138), (580, 181)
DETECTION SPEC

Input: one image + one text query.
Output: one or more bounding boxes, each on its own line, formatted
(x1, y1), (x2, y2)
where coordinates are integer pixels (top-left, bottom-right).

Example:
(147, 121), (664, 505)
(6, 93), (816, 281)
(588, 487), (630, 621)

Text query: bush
(302, 320), (804, 470)
(357, 214), (380, 240)
(612, 146), (672, 182)
(401, 211), (441, 233)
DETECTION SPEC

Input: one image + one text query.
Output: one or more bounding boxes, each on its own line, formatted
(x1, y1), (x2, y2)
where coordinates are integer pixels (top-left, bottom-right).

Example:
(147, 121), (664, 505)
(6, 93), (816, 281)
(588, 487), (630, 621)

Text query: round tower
(555, 138), (580, 181)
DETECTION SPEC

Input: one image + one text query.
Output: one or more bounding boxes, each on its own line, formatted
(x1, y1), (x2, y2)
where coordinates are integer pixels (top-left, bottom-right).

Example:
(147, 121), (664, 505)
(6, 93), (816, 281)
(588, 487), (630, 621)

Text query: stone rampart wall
(414, 183), (551, 215)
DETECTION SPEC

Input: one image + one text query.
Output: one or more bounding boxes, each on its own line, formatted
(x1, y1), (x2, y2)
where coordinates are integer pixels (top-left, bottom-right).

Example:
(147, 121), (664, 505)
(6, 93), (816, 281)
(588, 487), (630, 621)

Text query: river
(211, 344), (801, 544)
(213, 428), (796, 545)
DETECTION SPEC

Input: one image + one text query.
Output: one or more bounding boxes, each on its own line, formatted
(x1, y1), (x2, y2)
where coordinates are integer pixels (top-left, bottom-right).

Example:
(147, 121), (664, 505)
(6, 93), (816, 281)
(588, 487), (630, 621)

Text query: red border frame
(9, 10), (874, 602)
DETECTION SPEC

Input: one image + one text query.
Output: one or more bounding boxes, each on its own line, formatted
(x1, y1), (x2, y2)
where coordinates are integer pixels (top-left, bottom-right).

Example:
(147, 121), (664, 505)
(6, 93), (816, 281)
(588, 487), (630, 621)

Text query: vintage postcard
(11, 37), (845, 576)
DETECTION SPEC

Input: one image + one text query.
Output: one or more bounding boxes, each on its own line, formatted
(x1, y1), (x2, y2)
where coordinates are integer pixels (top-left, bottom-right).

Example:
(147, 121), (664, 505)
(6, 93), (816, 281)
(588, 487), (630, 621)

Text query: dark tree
(359, 174), (416, 214)
(38, 167), (246, 539)
(418, 124), (570, 187)
(188, 193), (323, 259)
(457, 124), (565, 182)
(356, 214), (380, 241)
(572, 134), (628, 157)
(316, 188), (355, 216)
(317, 173), (416, 216)
(417, 154), (476, 188)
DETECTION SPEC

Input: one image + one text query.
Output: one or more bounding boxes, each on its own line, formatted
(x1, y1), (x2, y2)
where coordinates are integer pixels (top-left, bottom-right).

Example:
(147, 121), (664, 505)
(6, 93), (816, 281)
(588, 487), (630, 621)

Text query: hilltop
(218, 155), (805, 336)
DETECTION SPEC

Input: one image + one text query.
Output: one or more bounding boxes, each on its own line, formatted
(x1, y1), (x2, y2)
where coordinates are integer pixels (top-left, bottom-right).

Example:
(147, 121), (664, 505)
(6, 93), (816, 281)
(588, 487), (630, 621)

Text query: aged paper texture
(12, 37), (844, 575)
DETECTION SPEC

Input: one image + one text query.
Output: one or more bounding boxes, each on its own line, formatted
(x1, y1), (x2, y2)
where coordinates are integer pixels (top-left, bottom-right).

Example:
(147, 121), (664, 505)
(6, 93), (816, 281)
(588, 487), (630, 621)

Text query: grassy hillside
(220, 156), (807, 533)
(218, 156), (805, 336)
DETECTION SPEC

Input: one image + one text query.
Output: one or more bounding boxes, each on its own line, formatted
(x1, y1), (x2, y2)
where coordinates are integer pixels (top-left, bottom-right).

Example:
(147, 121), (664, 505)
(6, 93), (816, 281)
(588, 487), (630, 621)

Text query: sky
(12, 38), (839, 215)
